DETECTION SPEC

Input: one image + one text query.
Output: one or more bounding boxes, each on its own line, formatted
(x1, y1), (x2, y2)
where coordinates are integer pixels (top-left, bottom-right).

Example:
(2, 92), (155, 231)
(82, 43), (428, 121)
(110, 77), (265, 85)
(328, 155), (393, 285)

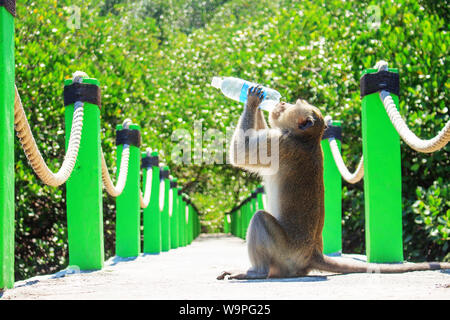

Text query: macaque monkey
(218, 86), (449, 279)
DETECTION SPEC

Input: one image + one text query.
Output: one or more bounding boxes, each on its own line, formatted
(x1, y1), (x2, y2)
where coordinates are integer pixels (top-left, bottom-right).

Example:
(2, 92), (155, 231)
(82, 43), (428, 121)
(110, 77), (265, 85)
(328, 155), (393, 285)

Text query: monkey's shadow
(228, 275), (328, 283)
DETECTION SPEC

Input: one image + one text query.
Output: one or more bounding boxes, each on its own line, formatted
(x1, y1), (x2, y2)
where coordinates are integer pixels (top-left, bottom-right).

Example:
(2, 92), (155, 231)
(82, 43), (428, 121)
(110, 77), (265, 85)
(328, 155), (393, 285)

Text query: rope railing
(140, 170), (152, 208)
(323, 116), (364, 184)
(101, 147), (130, 197)
(375, 61), (450, 153)
(13, 77), (84, 187)
(0, 2), (203, 289)
(139, 148), (153, 209)
(2, 72), (201, 289)
(323, 60), (449, 185)
(328, 138), (364, 184)
(100, 118), (133, 198)
(14, 73), (134, 196)
(317, 60), (450, 261)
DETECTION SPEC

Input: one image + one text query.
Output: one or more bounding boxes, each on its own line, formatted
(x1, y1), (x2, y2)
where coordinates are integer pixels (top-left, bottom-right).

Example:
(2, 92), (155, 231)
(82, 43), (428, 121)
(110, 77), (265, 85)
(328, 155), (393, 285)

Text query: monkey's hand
(246, 85), (265, 111)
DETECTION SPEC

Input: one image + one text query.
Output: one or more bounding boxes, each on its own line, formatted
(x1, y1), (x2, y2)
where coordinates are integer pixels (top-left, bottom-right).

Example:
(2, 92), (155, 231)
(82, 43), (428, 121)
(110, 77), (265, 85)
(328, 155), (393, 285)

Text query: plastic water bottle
(211, 76), (281, 112)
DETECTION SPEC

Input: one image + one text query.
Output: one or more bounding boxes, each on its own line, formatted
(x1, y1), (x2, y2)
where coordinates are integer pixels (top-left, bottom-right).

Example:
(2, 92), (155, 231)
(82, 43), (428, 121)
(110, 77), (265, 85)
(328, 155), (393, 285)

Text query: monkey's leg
(217, 211), (291, 280)
(248, 210), (293, 278)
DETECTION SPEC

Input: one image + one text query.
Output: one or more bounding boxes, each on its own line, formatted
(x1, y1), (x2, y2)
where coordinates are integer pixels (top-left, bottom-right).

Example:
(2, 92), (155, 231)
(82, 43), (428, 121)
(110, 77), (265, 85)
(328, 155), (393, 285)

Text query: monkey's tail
(311, 254), (450, 274)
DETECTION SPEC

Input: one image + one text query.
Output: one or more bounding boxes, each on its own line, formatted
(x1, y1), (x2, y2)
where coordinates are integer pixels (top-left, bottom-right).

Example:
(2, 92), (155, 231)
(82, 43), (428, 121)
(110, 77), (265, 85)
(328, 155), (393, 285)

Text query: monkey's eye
(298, 118), (314, 130)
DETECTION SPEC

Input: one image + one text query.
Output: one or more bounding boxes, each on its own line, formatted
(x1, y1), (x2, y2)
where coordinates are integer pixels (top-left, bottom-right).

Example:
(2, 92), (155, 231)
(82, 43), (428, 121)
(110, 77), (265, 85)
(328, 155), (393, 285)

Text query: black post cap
(116, 128), (141, 147)
(360, 70), (399, 98)
(141, 155), (159, 169)
(0, 0), (16, 17)
(64, 82), (101, 108)
(322, 125), (342, 141)
(160, 167), (169, 180)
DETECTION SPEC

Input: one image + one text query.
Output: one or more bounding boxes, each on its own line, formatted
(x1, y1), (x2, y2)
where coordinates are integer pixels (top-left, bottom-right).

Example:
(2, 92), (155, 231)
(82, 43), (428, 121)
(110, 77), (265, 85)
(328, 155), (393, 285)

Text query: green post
(249, 193), (256, 229)
(243, 202), (247, 239)
(0, 2), (15, 289)
(244, 199), (250, 239)
(235, 209), (239, 237)
(361, 68), (403, 263)
(182, 196), (188, 246)
(142, 152), (161, 254)
(185, 202), (191, 245)
(65, 77), (104, 270)
(241, 201), (247, 239)
(116, 124), (141, 257)
(229, 212), (233, 235)
(180, 197), (187, 247)
(236, 210), (239, 237)
(160, 167), (171, 251)
(177, 196), (185, 247)
(236, 208), (242, 238)
(193, 210), (198, 238)
(230, 212), (234, 235)
(256, 186), (264, 211)
(184, 200), (189, 245)
(185, 199), (190, 243)
(188, 203), (194, 244)
(239, 203), (245, 239)
(247, 198), (253, 238)
(170, 179), (179, 249)
(321, 121), (342, 255)
(224, 214), (230, 234)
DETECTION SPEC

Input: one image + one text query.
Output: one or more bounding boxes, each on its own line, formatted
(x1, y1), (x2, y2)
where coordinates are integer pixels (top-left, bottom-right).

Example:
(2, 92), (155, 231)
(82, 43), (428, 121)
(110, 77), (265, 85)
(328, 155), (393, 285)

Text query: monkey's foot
(217, 270), (268, 280)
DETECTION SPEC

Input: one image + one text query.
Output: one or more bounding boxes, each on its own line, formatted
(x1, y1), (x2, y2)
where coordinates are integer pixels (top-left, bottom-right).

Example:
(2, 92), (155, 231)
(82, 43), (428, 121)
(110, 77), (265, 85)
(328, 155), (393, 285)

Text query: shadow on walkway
(229, 275), (328, 284)
(108, 256), (138, 267)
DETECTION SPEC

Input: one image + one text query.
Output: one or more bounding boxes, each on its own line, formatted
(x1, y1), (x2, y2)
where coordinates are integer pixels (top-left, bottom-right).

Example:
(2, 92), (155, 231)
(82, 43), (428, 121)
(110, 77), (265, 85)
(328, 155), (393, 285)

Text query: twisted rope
(101, 119), (132, 197)
(159, 180), (166, 211)
(140, 168), (152, 208)
(140, 149), (153, 208)
(376, 61), (450, 153)
(328, 138), (364, 184)
(14, 74), (85, 187)
(324, 116), (364, 184)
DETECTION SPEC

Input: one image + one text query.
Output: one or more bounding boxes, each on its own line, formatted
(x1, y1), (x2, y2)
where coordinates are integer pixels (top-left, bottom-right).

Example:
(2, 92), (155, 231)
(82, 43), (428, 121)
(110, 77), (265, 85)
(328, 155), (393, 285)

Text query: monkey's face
(269, 99), (325, 139)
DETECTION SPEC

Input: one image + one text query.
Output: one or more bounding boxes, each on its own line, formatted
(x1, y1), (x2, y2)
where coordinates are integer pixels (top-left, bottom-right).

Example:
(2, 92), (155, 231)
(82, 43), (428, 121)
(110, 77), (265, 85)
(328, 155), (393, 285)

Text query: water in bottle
(211, 76), (281, 112)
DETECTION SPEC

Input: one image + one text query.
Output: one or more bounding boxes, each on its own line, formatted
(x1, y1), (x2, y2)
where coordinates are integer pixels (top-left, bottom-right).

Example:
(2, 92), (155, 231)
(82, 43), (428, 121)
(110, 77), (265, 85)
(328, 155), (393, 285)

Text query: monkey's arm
(245, 85), (267, 131)
(230, 108), (280, 171)
(230, 86), (280, 172)
(230, 86), (280, 171)
(255, 109), (268, 131)
(239, 85), (267, 132)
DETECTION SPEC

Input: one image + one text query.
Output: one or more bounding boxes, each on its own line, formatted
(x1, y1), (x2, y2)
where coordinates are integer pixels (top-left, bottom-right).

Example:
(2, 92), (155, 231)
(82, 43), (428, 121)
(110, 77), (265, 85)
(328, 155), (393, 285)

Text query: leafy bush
(11, 0), (449, 280)
(404, 179), (449, 261)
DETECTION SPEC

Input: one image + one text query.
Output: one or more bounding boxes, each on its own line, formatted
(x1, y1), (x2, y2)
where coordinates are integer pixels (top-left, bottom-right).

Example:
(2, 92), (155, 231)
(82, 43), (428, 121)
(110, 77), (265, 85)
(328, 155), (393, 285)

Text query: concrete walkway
(1, 234), (449, 300)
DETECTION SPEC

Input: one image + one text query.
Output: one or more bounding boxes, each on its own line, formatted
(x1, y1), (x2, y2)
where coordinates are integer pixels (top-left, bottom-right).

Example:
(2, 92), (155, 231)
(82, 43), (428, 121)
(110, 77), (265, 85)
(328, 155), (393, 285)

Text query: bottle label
(239, 83), (249, 103)
(239, 82), (267, 104)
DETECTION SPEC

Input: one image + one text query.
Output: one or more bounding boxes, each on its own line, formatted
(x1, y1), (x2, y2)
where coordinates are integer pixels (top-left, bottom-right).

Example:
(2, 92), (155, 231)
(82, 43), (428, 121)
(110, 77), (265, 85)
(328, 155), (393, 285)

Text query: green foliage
(12, 0), (449, 280)
(403, 179), (450, 261)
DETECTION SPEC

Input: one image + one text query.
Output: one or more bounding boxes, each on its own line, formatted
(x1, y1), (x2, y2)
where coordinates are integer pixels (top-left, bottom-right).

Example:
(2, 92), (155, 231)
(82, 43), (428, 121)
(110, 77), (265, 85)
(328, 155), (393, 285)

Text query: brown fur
(218, 89), (450, 280)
